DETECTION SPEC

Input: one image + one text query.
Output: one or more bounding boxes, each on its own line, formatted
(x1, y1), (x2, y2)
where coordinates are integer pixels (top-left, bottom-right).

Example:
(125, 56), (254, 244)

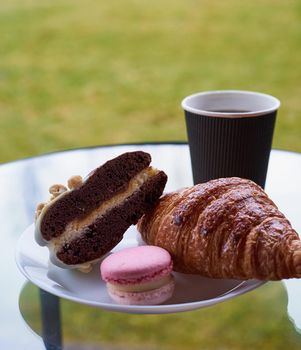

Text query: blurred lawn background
(20, 282), (301, 350)
(0, 0), (301, 163)
(3, 0), (301, 349)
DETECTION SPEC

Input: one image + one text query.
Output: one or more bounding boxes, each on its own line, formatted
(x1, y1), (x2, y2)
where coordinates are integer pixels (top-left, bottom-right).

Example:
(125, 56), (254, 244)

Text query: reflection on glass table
(1, 143), (301, 349)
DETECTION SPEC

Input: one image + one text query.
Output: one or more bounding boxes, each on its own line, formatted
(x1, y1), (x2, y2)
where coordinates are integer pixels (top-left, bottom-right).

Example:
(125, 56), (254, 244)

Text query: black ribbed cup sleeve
(185, 111), (277, 188)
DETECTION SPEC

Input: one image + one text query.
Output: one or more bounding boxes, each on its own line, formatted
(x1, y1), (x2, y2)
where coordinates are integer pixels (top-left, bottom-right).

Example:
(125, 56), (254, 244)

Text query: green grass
(1, 0), (301, 163)
(20, 282), (301, 350)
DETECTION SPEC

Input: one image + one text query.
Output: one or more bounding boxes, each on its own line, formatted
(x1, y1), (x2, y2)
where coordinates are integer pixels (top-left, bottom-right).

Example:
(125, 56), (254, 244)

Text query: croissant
(137, 177), (301, 280)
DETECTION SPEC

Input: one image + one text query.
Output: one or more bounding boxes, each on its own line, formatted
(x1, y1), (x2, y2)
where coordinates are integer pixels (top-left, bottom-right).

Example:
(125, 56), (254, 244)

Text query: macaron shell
(107, 277), (175, 305)
(101, 245), (173, 283)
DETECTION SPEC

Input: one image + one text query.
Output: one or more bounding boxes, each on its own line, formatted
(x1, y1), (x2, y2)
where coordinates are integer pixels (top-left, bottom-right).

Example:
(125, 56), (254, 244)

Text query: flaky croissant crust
(137, 177), (301, 280)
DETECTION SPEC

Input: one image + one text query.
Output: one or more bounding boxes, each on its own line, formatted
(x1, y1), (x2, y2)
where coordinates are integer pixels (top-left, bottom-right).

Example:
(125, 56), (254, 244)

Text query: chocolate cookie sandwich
(35, 151), (167, 272)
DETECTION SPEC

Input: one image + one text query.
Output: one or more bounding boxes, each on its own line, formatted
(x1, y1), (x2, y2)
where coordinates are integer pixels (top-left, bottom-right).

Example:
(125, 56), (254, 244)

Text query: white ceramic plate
(16, 224), (265, 314)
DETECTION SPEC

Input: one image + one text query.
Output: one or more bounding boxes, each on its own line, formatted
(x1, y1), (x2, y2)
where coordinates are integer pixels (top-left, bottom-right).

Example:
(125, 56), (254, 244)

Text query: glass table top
(1, 143), (301, 349)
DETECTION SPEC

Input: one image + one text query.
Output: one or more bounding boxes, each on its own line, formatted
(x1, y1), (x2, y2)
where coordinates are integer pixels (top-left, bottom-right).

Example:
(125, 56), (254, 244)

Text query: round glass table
(1, 143), (301, 350)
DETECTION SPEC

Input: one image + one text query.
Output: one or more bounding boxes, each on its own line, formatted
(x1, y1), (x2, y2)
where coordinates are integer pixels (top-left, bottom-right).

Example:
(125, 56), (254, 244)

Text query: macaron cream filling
(107, 275), (174, 293)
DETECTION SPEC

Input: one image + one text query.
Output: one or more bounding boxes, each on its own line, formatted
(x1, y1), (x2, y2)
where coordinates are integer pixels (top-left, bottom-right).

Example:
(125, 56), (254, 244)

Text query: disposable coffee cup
(182, 90), (280, 188)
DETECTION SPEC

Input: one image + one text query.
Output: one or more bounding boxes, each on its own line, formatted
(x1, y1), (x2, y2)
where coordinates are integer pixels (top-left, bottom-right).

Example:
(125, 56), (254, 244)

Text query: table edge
(1, 141), (300, 168)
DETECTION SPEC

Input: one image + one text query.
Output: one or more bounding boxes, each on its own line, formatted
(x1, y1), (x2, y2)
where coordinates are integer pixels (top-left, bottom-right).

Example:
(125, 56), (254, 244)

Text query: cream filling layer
(35, 190), (69, 247)
(35, 167), (159, 268)
(107, 275), (173, 293)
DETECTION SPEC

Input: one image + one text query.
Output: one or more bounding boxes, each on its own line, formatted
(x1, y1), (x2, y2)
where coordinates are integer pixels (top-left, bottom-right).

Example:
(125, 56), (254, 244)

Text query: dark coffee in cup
(211, 109), (251, 113)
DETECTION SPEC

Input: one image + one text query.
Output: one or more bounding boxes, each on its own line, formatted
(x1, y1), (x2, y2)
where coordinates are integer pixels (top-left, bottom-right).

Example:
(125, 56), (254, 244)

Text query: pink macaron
(100, 245), (175, 305)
